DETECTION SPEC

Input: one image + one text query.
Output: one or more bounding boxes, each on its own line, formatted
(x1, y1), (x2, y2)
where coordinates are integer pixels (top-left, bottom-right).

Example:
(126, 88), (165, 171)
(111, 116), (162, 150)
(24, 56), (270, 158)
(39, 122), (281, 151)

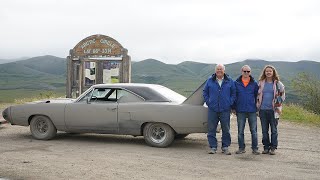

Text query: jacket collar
(212, 73), (231, 81)
(236, 75), (255, 83)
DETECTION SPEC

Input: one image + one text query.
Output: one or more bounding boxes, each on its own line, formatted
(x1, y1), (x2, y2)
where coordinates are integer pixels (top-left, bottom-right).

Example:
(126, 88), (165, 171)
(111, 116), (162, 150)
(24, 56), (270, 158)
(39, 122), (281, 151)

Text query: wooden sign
(72, 34), (123, 57)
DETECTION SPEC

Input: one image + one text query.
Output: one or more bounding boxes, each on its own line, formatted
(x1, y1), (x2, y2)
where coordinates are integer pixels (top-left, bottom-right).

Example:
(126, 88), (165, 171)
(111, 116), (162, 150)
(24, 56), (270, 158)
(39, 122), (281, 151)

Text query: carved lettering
(102, 48), (112, 53)
(81, 39), (96, 49)
(84, 49), (91, 54)
(92, 49), (100, 53)
(100, 39), (116, 48)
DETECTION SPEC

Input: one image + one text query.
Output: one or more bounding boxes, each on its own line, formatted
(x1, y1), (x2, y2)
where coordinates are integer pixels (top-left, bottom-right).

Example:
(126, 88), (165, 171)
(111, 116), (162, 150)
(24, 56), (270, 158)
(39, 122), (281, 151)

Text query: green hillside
(0, 55), (319, 103)
(0, 55), (66, 102)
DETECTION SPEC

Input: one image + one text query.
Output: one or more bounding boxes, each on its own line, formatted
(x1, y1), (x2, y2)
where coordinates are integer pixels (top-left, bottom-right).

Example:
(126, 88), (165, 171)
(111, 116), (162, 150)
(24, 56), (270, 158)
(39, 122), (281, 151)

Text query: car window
(91, 88), (116, 103)
(77, 88), (118, 103)
(117, 89), (144, 103)
(92, 88), (111, 98)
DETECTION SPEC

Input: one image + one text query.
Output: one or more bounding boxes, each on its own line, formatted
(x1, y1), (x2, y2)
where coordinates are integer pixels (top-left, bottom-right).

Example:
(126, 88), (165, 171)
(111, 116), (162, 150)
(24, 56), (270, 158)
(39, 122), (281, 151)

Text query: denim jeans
(259, 109), (278, 150)
(207, 109), (231, 149)
(237, 112), (259, 150)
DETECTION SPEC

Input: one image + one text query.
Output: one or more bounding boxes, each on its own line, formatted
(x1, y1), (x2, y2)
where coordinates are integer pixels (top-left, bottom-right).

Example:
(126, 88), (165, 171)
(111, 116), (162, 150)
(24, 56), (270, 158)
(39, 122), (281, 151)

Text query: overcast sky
(1, 0), (319, 64)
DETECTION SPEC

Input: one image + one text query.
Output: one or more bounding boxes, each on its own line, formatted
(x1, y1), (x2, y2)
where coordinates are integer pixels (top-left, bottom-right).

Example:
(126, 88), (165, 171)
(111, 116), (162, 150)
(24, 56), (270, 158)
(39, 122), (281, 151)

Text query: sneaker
(252, 149), (260, 155)
(208, 148), (217, 154)
(235, 149), (246, 154)
(269, 149), (276, 155)
(262, 149), (269, 154)
(222, 149), (231, 155)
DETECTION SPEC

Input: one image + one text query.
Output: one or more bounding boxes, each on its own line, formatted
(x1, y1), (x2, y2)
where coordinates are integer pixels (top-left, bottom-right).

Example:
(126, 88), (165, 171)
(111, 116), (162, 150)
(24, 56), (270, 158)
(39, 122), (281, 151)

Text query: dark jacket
(203, 73), (236, 112)
(234, 75), (259, 113)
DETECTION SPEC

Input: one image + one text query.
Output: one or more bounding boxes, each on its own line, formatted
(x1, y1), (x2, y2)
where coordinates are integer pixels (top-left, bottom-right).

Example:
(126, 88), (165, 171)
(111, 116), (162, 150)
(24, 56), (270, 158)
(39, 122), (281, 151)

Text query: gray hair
(215, 64), (225, 71)
(241, 65), (251, 71)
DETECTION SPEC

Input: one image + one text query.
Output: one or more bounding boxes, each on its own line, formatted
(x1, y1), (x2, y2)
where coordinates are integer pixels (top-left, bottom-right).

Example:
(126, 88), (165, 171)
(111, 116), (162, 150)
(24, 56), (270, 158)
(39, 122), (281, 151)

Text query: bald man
(203, 64), (236, 155)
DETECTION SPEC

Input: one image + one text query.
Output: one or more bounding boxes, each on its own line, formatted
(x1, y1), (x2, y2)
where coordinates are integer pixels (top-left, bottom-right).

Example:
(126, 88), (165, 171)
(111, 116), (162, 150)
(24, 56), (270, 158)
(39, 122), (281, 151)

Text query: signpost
(66, 34), (131, 98)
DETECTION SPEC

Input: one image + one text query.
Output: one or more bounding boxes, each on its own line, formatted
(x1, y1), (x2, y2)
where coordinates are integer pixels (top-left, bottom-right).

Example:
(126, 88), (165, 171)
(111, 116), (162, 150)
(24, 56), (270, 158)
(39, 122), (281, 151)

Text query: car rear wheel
(143, 123), (175, 148)
(30, 116), (57, 140)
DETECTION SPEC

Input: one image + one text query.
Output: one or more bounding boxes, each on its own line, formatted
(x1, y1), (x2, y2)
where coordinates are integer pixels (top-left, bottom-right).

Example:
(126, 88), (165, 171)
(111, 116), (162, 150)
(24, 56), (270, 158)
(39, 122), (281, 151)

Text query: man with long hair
(256, 65), (285, 155)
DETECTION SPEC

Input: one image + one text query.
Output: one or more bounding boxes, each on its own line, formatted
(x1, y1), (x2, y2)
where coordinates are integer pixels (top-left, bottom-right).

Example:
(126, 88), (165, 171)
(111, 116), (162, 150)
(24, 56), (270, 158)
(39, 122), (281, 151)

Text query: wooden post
(66, 56), (72, 98)
(122, 48), (131, 83)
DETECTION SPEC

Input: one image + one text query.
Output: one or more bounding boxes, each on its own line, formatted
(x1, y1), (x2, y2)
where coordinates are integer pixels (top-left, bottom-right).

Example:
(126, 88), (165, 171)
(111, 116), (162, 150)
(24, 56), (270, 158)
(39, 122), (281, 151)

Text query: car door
(117, 89), (145, 135)
(64, 88), (118, 133)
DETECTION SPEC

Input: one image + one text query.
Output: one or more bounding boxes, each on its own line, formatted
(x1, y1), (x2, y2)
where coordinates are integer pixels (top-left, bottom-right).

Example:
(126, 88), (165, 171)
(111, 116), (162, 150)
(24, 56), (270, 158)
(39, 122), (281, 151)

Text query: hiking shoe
(222, 149), (231, 155)
(208, 148), (217, 154)
(262, 149), (269, 154)
(252, 149), (260, 155)
(235, 149), (246, 154)
(269, 149), (276, 155)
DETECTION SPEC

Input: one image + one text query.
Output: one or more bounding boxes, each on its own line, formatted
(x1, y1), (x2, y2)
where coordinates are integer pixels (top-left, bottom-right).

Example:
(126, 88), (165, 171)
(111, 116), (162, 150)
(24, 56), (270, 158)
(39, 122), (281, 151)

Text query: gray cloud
(0, 0), (319, 64)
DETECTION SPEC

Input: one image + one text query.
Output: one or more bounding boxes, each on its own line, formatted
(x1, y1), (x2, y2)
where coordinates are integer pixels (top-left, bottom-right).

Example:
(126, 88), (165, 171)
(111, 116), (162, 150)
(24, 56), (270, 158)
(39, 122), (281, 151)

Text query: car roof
(91, 83), (170, 102)
(92, 83), (164, 89)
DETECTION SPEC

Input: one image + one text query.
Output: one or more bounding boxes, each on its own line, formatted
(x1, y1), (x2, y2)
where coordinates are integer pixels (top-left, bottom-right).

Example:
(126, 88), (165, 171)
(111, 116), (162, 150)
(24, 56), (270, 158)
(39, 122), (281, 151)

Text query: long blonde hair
(259, 65), (280, 81)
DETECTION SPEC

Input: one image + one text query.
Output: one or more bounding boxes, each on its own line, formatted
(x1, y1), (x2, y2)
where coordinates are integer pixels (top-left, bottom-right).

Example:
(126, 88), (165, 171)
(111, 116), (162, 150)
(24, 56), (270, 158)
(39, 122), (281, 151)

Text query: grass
(282, 104), (320, 127)
(0, 88), (66, 103)
(0, 90), (65, 109)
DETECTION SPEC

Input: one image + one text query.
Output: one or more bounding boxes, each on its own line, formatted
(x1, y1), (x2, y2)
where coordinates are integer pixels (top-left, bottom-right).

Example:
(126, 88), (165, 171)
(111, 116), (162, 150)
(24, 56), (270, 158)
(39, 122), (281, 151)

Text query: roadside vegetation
(282, 104), (320, 127)
(281, 72), (320, 127)
(292, 72), (320, 115)
(13, 91), (62, 104)
(0, 91), (63, 109)
(0, 88), (65, 103)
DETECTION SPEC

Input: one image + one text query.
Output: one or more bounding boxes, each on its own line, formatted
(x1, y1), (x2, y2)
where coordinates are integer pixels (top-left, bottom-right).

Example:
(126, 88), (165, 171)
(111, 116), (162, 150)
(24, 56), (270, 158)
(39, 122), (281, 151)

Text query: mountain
(0, 55), (319, 102)
(132, 59), (320, 101)
(0, 57), (30, 64)
(0, 55), (66, 90)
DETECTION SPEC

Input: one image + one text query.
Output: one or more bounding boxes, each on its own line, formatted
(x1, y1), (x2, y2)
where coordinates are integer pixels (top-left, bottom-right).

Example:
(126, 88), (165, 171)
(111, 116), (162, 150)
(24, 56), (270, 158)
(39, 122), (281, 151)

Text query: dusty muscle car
(2, 83), (207, 147)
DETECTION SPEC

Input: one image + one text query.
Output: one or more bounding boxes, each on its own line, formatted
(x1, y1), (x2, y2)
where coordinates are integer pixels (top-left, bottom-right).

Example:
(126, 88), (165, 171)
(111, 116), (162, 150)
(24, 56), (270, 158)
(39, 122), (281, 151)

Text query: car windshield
(150, 85), (186, 103)
(75, 87), (94, 102)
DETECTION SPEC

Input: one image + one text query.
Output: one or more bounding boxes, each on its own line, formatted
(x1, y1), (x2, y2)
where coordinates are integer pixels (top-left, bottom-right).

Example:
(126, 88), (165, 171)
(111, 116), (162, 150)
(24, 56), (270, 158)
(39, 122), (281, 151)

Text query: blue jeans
(237, 112), (258, 150)
(207, 109), (231, 149)
(259, 110), (278, 150)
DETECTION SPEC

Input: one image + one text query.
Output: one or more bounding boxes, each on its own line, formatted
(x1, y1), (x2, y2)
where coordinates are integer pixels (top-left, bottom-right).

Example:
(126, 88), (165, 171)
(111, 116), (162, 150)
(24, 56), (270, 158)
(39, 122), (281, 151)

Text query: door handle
(107, 107), (117, 111)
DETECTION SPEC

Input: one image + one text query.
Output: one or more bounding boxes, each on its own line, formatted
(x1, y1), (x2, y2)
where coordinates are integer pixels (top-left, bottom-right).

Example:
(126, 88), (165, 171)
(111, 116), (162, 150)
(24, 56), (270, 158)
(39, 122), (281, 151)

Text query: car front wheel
(143, 123), (175, 148)
(30, 115), (57, 140)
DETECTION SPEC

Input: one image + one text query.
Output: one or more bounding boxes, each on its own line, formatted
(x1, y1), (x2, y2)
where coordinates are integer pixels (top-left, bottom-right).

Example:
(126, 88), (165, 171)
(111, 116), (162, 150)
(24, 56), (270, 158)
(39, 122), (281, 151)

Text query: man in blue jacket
(203, 64), (236, 155)
(234, 65), (260, 155)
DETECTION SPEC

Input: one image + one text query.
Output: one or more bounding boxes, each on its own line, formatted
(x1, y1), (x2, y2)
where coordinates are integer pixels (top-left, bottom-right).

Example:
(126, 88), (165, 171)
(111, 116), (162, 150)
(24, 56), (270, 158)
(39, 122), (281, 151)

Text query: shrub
(291, 73), (320, 114)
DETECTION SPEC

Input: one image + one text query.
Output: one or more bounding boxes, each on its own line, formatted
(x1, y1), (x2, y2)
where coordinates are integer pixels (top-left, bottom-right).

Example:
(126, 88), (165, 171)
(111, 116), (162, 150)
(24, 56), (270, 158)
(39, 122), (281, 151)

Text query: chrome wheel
(30, 116), (57, 140)
(143, 123), (175, 148)
(150, 126), (166, 143)
(35, 119), (49, 133)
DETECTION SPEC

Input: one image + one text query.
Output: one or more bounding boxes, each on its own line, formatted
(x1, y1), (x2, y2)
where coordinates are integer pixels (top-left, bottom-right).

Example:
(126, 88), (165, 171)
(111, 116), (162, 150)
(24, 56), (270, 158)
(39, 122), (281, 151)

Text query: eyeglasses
(243, 71), (251, 73)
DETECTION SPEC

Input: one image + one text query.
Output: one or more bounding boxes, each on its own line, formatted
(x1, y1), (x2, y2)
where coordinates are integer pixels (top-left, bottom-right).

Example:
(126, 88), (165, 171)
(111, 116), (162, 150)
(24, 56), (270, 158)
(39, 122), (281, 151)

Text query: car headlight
(2, 107), (11, 123)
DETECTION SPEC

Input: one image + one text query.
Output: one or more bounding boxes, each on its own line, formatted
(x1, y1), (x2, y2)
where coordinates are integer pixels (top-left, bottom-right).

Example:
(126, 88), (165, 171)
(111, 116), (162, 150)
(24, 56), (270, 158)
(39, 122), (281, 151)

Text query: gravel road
(0, 115), (319, 180)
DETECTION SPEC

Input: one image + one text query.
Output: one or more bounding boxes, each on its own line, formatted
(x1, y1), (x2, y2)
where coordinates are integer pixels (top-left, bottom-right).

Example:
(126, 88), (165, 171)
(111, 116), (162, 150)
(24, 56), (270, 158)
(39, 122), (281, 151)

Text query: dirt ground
(0, 115), (319, 180)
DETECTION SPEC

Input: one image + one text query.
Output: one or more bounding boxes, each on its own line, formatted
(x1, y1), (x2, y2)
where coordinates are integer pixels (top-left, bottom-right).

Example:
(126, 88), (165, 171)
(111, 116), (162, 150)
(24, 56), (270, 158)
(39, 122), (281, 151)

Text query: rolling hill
(0, 55), (319, 102)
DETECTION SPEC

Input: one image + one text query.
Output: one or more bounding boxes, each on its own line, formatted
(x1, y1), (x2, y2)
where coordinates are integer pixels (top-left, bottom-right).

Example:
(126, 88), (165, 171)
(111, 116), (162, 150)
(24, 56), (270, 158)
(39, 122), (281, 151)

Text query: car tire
(143, 123), (175, 148)
(30, 115), (57, 140)
(175, 134), (189, 139)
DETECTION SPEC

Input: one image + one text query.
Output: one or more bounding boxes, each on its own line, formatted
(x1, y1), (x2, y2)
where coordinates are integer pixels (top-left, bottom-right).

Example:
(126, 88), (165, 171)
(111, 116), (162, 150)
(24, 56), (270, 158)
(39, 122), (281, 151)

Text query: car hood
(27, 98), (76, 104)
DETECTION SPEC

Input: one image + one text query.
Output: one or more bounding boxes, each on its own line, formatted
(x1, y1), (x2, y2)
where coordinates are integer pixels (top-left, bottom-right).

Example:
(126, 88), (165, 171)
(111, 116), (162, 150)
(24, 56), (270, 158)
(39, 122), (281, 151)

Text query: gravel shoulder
(0, 115), (319, 180)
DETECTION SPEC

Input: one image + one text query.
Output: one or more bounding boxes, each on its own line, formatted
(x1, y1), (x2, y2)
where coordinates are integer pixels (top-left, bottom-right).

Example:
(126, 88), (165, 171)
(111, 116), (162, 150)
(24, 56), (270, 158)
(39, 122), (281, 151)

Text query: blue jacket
(234, 75), (259, 113)
(203, 74), (236, 112)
